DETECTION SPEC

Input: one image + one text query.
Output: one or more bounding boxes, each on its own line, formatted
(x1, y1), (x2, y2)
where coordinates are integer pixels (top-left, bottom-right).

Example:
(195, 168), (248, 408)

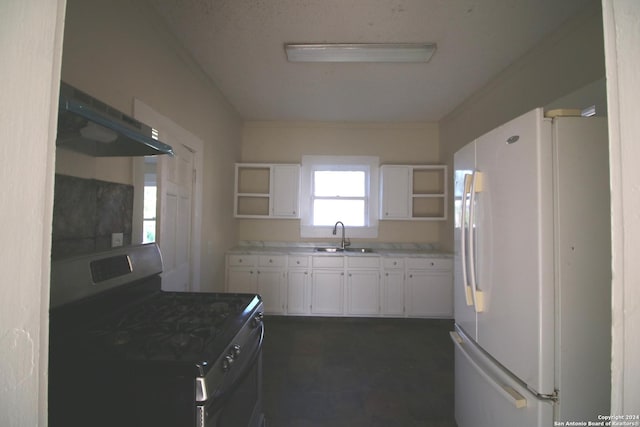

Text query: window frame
(300, 155), (379, 238)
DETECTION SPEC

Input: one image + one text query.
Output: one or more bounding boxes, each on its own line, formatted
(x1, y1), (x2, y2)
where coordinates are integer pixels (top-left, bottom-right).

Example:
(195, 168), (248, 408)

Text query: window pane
(314, 171), (365, 197)
(313, 199), (365, 226)
(143, 186), (157, 219)
(143, 220), (156, 244)
(143, 186), (157, 243)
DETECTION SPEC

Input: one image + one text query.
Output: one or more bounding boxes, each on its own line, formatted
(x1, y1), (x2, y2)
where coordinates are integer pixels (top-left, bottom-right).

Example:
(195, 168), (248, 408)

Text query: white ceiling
(147, 0), (593, 122)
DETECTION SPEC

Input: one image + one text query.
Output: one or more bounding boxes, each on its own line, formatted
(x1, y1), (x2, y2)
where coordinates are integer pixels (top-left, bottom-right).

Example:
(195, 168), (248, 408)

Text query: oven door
(199, 323), (265, 427)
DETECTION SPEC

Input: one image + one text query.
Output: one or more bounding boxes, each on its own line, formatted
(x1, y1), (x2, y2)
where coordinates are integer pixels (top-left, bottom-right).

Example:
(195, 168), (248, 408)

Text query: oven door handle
(202, 322), (264, 415)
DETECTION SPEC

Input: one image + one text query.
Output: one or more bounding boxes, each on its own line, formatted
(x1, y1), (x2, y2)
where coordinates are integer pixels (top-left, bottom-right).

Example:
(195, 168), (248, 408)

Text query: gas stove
(70, 292), (255, 362)
(48, 244), (265, 427)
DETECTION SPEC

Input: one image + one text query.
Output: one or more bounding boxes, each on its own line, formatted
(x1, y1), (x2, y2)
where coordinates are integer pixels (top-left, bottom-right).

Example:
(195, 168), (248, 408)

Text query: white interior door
(158, 142), (195, 292)
(474, 108), (554, 395)
(134, 99), (203, 293)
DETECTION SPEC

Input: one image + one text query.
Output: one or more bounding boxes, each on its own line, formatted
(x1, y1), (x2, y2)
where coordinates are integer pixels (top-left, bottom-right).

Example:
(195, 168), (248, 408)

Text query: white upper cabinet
(234, 163), (300, 218)
(380, 164), (448, 220)
(379, 165), (411, 219)
(272, 164), (300, 217)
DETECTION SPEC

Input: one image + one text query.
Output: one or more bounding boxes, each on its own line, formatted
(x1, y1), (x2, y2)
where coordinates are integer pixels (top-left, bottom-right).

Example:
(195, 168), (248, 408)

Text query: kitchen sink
(314, 247), (344, 252)
(345, 247), (374, 253)
(313, 247), (374, 253)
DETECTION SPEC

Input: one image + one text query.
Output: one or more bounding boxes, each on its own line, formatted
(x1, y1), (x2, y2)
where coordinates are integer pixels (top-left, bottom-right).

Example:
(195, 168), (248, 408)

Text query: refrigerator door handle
(468, 171), (485, 312)
(450, 331), (527, 409)
(460, 173), (474, 306)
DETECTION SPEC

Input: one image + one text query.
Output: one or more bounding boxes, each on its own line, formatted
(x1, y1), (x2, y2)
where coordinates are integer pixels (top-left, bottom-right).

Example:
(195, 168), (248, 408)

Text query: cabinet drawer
(288, 255), (309, 268)
(259, 255), (286, 267)
(347, 256), (380, 269)
(228, 254), (257, 266)
(312, 256), (344, 268)
(382, 258), (404, 269)
(405, 257), (453, 270)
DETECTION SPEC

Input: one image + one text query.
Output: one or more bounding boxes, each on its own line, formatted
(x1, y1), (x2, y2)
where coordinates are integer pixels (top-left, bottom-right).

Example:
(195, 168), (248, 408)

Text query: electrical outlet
(111, 232), (124, 247)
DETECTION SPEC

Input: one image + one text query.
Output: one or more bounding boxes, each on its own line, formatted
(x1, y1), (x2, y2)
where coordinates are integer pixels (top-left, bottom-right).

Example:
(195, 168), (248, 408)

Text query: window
(142, 155), (158, 244)
(142, 185), (157, 243)
(300, 155), (379, 238)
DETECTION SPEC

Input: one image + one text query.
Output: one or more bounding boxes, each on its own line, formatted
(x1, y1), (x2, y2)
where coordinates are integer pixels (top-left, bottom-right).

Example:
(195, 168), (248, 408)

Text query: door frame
(133, 99), (203, 291)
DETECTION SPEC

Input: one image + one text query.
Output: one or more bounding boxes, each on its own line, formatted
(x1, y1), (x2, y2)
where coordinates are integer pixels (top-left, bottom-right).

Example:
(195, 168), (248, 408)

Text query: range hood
(56, 82), (174, 157)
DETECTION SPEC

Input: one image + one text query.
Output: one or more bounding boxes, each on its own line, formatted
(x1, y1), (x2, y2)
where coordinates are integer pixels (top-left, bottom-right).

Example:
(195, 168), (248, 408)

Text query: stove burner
(81, 293), (251, 361)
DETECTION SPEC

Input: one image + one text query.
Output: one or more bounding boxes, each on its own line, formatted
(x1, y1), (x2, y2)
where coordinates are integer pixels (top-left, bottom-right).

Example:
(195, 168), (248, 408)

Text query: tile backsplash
(51, 174), (134, 259)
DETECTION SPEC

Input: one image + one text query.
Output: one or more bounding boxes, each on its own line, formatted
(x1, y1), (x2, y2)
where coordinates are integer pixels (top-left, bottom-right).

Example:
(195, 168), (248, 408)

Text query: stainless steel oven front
(48, 244), (266, 427)
(198, 320), (265, 427)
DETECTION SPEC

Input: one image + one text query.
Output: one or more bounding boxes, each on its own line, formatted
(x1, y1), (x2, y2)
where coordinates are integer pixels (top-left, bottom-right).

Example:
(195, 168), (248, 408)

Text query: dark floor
(261, 316), (457, 427)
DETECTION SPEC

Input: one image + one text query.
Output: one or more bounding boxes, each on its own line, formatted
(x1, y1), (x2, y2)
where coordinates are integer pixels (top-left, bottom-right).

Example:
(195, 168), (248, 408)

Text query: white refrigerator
(451, 108), (611, 427)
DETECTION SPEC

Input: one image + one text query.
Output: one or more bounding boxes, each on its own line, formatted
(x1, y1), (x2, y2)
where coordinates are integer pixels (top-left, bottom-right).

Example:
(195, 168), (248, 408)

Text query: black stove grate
(67, 293), (253, 362)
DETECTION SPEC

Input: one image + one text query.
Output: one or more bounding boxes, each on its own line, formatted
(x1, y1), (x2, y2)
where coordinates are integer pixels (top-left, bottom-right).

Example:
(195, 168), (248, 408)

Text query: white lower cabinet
(310, 255), (344, 315)
(405, 258), (453, 318)
(286, 255), (310, 315)
(287, 270), (309, 314)
(257, 269), (285, 314)
(346, 256), (381, 316)
(227, 268), (256, 293)
(311, 269), (344, 315)
(382, 258), (405, 316)
(226, 254), (286, 314)
(383, 271), (405, 315)
(226, 255), (258, 293)
(256, 255), (286, 314)
(346, 270), (380, 315)
(226, 252), (452, 318)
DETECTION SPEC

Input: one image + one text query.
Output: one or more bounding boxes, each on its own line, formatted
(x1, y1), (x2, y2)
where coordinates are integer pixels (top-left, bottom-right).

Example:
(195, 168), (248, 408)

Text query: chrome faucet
(332, 221), (351, 250)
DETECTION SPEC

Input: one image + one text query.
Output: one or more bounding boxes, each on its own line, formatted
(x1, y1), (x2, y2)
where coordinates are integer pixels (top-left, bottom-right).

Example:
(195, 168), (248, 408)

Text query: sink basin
(314, 247), (374, 253)
(345, 247), (374, 253)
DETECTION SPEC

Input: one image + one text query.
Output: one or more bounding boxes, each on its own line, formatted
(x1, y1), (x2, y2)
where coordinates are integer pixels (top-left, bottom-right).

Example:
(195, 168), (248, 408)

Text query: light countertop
(227, 241), (452, 258)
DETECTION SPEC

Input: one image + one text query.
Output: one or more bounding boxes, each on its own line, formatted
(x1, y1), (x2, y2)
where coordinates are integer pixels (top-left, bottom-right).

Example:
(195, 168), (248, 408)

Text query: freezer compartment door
(451, 328), (553, 427)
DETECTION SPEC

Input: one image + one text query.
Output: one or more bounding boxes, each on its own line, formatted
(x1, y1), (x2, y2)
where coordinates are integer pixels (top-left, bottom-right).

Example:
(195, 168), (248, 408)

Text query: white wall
(602, 0), (640, 414)
(0, 1), (66, 426)
(239, 121), (444, 245)
(60, 0), (244, 288)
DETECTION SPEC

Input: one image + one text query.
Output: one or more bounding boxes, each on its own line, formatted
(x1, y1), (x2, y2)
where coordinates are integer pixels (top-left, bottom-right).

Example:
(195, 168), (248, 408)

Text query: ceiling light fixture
(284, 43), (437, 63)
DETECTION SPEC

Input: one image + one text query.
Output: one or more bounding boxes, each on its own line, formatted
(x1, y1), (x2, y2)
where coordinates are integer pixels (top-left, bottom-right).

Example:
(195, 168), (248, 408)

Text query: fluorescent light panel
(285, 43), (436, 63)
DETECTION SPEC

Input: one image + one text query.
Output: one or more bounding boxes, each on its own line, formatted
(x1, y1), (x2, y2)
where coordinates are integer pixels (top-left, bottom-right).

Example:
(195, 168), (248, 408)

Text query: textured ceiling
(147, 0), (593, 122)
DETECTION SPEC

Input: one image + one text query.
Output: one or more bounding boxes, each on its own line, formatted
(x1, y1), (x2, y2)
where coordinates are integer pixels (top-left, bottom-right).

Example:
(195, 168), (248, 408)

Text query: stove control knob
(252, 312), (264, 328)
(222, 354), (235, 372)
(231, 344), (241, 358)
